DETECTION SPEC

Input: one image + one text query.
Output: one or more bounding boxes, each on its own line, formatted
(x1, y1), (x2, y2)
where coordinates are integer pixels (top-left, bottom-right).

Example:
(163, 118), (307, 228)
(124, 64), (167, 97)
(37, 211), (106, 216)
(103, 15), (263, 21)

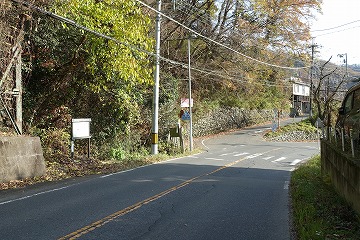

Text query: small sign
(316, 118), (324, 128)
(181, 111), (191, 121)
(72, 118), (91, 139)
(272, 122), (278, 132)
(181, 98), (194, 108)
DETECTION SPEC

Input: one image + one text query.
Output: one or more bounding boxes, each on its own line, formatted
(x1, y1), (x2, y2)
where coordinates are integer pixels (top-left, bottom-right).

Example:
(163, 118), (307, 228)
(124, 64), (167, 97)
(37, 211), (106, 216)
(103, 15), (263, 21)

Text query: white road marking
(263, 156), (274, 160)
(245, 153), (263, 159)
(284, 181), (290, 189)
(220, 152), (239, 156)
(290, 159), (303, 166)
(201, 139), (210, 150)
(271, 157), (286, 163)
(234, 152), (249, 157)
(205, 158), (225, 161)
(0, 185), (72, 206)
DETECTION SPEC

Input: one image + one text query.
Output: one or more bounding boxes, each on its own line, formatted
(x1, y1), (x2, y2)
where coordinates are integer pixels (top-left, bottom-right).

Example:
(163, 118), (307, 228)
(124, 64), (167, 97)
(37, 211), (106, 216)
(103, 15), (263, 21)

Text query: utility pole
(15, 45), (22, 134)
(309, 41), (317, 118)
(337, 53), (348, 78)
(151, 0), (161, 155)
(187, 35), (193, 151)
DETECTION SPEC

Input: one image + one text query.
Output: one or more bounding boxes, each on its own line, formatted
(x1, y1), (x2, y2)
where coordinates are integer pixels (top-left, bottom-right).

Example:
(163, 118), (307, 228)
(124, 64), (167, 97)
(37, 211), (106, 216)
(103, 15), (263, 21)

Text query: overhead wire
(9, 0), (297, 88)
(313, 25), (360, 38)
(312, 19), (360, 32)
(133, 0), (309, 70)
(7, 0), (214, 76)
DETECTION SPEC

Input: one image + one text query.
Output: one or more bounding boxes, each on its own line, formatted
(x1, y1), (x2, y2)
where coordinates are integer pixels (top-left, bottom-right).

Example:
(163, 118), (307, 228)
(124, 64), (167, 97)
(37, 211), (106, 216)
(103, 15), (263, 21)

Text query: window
(344, 92), (353, 113)
(353, 89), (360, 110)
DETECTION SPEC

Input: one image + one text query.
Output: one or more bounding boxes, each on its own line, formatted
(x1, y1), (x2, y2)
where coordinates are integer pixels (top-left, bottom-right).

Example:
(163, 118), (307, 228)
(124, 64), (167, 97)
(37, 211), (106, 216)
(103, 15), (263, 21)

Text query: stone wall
(0, 136), (46, 183)
(321, 140), (360, 214)
(192, 108), (276, 137)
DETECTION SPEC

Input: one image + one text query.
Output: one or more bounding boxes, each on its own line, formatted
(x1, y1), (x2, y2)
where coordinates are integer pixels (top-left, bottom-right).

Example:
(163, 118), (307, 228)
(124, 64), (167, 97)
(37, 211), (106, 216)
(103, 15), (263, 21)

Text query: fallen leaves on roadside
(0, 155), (153, 191)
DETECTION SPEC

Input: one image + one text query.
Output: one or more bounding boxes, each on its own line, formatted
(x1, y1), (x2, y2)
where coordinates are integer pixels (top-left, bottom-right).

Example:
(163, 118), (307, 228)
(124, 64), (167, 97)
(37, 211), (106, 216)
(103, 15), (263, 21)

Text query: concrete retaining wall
(321, 140), (360, 214)
(0, 136), (46, 183)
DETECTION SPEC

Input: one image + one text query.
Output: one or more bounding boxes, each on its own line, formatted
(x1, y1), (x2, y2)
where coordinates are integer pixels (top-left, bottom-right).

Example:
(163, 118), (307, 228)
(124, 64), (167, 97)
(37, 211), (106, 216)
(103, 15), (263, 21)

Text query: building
(292, 81), (310, 115)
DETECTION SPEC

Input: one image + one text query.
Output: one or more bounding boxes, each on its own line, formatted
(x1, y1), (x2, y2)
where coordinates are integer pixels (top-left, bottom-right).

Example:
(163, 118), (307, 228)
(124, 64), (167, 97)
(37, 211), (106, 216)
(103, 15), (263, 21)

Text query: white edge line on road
(0, 152), (205, 206)
(202, 139), (210, 151)
(101, 152), (204, 179)
(0, 185), (71, 206)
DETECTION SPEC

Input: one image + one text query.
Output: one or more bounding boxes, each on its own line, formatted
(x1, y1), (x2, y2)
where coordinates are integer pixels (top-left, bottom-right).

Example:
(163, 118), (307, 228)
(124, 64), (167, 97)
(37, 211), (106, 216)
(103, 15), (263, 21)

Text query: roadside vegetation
(264, 118), (360, 239)
(264, 118), (318, 140)
(291, 155), (360, 240)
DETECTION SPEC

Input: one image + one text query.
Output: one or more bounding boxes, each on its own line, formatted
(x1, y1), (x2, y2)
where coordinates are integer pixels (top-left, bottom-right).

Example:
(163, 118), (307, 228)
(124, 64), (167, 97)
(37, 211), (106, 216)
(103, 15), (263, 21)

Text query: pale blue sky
(310, 0), (360, 65)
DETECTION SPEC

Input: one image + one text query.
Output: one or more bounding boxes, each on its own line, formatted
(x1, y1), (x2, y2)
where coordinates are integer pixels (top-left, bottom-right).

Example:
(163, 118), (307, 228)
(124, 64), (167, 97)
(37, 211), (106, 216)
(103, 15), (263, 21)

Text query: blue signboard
(181, 111), (191, 121)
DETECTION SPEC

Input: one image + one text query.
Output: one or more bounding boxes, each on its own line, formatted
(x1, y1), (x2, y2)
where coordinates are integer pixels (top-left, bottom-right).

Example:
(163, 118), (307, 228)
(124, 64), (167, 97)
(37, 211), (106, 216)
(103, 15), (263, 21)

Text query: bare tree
(312, 57), (346, 127)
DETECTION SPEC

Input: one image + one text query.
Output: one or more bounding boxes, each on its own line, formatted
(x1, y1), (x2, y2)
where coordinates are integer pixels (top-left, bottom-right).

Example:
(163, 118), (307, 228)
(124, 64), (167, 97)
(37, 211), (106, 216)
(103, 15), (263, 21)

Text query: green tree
(24, 0), (155, 151)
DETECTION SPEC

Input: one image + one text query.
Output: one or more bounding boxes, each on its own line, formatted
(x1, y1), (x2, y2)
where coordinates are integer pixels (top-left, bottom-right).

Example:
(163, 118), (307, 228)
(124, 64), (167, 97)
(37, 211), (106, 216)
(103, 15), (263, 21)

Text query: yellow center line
(59, 147), (281, 240)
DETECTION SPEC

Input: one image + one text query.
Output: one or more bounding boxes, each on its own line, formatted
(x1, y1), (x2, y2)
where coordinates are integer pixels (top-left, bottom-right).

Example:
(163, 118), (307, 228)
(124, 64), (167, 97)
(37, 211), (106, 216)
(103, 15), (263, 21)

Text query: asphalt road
(0, 118), (319, 240)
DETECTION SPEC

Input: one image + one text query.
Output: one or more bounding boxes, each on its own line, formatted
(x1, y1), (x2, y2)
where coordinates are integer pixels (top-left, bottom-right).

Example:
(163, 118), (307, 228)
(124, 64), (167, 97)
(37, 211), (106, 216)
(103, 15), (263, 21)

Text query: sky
(310, 0), (360, 65)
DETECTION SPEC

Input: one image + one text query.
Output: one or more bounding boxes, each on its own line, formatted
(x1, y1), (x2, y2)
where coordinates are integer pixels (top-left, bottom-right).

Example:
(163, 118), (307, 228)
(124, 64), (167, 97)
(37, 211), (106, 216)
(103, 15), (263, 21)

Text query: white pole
(151, 0), (161, 155)
(15, 45), (22, 134)
(188, 36), (193, 151)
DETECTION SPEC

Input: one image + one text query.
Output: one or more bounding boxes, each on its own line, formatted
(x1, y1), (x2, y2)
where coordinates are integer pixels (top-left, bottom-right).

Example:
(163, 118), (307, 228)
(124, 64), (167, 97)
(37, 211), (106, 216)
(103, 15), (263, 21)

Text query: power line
(9, 0), (300, 88)
(312, 19), (360, 32)
(9, 0), (158, 57)
(8, 0), (198, 72)
(313, 25), (360, 38)
(133, 0), (309, 70)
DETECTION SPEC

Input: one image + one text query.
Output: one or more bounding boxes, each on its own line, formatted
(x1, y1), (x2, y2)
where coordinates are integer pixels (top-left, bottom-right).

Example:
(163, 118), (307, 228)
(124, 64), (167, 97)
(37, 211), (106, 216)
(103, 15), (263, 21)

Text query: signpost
(181, 110), (191, 121)
(181, 98), (193, 108)
(272, 109), (280, 132)
(180, 98), (193, 151)
(71, 118), (91, 158)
